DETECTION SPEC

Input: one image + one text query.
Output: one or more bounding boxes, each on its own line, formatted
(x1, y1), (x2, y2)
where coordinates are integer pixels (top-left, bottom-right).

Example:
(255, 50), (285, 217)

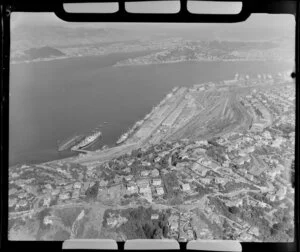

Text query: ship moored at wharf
(71, 131), (102, 151)
(58, 135), (85, 151)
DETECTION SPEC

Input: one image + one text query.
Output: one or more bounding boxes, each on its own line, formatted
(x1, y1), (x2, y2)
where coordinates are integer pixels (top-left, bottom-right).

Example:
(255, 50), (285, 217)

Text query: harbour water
(9, 52), (293, 166)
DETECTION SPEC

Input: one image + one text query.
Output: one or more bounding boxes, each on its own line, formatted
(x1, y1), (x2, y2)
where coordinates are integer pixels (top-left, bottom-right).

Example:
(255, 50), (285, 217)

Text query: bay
(9, 53), (293, 166)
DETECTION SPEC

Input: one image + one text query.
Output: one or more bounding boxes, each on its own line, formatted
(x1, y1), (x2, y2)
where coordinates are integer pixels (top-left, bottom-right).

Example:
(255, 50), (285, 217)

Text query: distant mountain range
(10, 23), (294, 64)
(115, 39), (294, 66)
(11, 25), (146, 51)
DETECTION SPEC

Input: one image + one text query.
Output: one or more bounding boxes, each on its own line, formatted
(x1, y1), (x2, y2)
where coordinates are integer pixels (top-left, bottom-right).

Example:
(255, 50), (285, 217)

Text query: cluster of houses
(125, 169), (164, 202)
(255, 84), (294, 125)
(241, 93), (272, 132)
(167, 209), (195, 241)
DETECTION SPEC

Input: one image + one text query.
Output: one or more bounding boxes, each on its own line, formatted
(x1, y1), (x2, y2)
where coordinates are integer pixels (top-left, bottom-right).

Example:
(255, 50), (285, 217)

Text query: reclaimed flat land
(66, 81), (280, 166)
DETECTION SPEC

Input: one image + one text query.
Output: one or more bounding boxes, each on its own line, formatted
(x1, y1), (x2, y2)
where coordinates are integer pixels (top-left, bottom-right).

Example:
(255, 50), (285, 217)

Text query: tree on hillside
(159, 156), (169, 168)
(153, 228), (163, 239)
(287, 228), (294, 239)
(85, 181), (99, 200)
(171, 152), (180, 166)
(228, 206), (239, 215)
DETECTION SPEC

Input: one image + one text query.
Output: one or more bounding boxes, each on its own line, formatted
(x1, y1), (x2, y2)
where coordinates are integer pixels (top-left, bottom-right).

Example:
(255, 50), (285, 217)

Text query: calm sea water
(9, 53), (293, 166)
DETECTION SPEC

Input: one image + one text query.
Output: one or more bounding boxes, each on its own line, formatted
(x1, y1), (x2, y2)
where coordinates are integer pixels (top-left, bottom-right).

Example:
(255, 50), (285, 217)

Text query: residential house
(262, 131), (272, 140)
(239, 233), (253, 242)
(107, 217), (118, 227)
(51, 189), (60, 196)
(152, 178), (162, 186)
(245, 146), (255, 153)
(187, 230), (194, 240)
(214, 177), (228, 185)
(209, 162), (220, 170)
(161, 168), (169, 174)
(192, 162), (201, 171)
(156, 187), (164, 195)
(264, 214), (273, 223)
(43, 196), (51, 207)
(195, 140), (208, 145)
(204, 206), (212, 215)
(72, 190), (80, 199)
(9, 188), (18, 196)
(99, 180), (108, 187)
(271, 137), (285, 148)
(137, 179), (149, 188)
(151, 169), (160, 177)
(257, 201), (268, 208)
(266, 193), (276, 202)
(45, 184), (53, 190)
(141, 170), (151, 177)
(235, 155), (251, 166)
(168, 215), (179, 231)
(200, 178), (211, 185)
(238, 169), (247, 176)
(16, 200), (28, 208)
(83, 182), (90, 191)
(124, 175), (133, 181)
(142, 161), (151, 166)
(9, 198), (17, 207)
(181, 184), (191, 192)
(64, 184), (73, 191)
(251, 122), (264, 132)
(276, 186), (287, 200)
(114, 176), (122, 184)
(226, 198), (243, 207)
(73, 182), (82, 189)
(59, 192), (70, 200)
(151, 214), (159, 220)
(18, 192), (27, 199)
(245, 174), (254, 181)
(248, 227), (259, 236)
(43, 216), (53, 225)
(127, 184), (138, 194)
(123, 167), (131, 173)
(11, 172), (19, 178)
(143, 191), (153, 202)
(140, 187), (151, 194)
(222, 160), (230, 168)
(176, 163), (186, 169)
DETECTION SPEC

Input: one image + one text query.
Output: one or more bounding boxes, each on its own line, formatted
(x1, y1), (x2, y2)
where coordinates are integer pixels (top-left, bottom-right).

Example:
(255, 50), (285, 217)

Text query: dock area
(114, 77), (282, 148)
(58, 135), (85, 151)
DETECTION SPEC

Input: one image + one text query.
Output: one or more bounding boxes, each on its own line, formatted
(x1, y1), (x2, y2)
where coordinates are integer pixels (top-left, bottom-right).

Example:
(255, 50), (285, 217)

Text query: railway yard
(118, 76), (278, 147)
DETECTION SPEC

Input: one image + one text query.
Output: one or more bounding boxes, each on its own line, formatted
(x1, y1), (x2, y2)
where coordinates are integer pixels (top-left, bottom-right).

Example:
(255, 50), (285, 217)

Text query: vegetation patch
(52, 229), (70, 241)
(103, 206), (171, 239)
(55, 207), (83, 228)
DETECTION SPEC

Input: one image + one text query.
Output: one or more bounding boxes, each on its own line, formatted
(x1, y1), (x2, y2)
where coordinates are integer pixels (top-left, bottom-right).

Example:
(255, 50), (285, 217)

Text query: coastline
(11, 53), (293, 66)
(12, 73), (290, 169)
(114, 58), (293, 67)
(9, 58), (293, 168)
(10, 48), (162, 65)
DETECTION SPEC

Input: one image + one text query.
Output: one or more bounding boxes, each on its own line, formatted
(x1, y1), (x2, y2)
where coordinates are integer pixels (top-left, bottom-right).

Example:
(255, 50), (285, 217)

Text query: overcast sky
(11, 1), (295, 34)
